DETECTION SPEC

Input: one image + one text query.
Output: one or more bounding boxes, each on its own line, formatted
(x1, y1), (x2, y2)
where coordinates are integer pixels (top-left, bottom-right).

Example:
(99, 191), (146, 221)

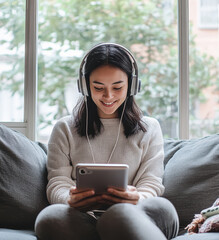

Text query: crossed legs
(35, 197), (179, 240)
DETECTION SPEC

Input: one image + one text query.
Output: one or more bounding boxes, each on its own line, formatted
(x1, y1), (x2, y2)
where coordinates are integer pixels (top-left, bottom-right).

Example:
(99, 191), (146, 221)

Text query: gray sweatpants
(35, 197), (179, 240)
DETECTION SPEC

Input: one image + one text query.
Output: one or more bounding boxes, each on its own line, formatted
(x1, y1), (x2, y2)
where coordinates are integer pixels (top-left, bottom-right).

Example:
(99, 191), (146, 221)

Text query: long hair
(73, 44), (146, 138)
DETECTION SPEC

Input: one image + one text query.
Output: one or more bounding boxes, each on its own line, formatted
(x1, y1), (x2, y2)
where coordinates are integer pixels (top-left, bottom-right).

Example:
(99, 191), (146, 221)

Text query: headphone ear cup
(77, 75), (89, 96)
(130, 75), (139, 96)
(81, 75), (89, 96)
(77, 79), (82, 94)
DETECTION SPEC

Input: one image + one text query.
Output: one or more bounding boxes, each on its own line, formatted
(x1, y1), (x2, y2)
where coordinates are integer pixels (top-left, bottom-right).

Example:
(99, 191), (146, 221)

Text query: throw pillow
(0, 124), (49, 229)
(163, 134), (219, 228)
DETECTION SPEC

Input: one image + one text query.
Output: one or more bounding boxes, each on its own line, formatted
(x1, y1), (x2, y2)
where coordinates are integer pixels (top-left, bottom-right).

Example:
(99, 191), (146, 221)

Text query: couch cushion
(172, 232), (219, 240)
(0, 124), (49, 229)
(0, 229), (36, 240)
(163, 134), (219, 228)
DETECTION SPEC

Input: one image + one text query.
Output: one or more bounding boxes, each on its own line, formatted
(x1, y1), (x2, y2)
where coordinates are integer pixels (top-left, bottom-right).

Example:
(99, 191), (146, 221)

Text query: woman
(35, 43), (179, 240)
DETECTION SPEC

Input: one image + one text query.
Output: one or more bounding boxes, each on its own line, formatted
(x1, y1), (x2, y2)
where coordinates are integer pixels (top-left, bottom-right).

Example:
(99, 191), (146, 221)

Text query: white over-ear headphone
(77, 43), (141, 97)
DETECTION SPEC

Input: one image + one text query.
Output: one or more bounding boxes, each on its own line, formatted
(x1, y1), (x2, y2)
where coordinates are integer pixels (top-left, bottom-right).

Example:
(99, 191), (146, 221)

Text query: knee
(35, 204), (100, 240)
(139, 197), (178, 222)
(97, 203), (168, 240)
(35, 204), (69, 240)
(138, 197), (179, 238)
(97, 203), (137, 231)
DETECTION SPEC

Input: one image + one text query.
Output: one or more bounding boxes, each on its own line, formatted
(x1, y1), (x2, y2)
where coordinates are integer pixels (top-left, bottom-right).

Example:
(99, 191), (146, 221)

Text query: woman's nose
(103, 89), (113, 99)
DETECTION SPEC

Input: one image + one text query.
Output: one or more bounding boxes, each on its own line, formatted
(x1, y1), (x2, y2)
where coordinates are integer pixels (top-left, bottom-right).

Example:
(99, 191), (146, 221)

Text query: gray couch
(0, 124), (218, 240)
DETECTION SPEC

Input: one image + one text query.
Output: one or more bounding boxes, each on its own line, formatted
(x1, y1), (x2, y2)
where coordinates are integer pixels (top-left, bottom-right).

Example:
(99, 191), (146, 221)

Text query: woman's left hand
(101, 185), (140, 205)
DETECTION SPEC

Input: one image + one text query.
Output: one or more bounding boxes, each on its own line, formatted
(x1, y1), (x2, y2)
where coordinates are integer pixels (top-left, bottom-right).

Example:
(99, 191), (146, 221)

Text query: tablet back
(76, 163), (129, 194)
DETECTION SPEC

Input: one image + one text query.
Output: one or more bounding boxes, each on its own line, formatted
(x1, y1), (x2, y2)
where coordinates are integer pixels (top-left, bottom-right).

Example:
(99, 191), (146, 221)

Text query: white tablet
(76, 163), (129, 194)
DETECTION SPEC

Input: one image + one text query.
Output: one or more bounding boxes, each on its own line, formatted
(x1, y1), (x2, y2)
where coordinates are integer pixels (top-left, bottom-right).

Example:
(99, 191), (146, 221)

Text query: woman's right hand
(68, 186), (103, 212)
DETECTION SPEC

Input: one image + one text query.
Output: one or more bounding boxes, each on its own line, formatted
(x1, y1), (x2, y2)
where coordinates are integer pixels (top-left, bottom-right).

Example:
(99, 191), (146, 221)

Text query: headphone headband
(77, 43), (141, 96)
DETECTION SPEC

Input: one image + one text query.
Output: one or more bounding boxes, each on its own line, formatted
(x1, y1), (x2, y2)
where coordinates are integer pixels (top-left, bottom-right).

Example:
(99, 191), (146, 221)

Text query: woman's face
(90, 65), (128, 119)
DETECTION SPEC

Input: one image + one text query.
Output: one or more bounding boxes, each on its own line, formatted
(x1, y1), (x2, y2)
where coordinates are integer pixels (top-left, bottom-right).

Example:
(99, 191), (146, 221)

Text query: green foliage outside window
(0, 0), (218, 138)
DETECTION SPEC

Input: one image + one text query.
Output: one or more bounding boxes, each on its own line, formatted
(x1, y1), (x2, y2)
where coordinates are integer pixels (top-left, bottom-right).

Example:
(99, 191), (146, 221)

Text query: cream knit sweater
(46, 115), (165, 204)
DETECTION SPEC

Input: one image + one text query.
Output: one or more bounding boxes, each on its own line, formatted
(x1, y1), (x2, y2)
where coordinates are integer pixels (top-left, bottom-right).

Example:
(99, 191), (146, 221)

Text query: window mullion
(24, 0), (38, 140)
(178, 0), (189, 139)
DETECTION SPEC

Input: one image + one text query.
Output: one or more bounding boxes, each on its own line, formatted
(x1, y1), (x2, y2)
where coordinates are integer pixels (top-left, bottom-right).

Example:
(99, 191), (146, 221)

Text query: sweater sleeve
(133, 118), (165, 200)
(46, 118), (75, 204)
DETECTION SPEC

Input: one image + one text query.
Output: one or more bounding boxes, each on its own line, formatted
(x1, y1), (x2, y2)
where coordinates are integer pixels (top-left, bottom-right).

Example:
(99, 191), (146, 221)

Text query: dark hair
(73, 44), (146, 138)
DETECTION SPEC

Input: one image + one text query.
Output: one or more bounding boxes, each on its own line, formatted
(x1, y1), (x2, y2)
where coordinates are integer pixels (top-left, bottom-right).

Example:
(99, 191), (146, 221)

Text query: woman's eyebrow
(92, 81), (104, 85)
(112, 81), (124, 85)
(92, 80), (124, 85)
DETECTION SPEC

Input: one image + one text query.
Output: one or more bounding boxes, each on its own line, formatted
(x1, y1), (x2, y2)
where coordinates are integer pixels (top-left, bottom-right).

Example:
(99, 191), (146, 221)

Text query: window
(0, 1), (25, 122)
(0, 0), (37, 138)
(198, 0), (219, 29)
(189, 0), (219, 137)
(1, 0), (218, 142)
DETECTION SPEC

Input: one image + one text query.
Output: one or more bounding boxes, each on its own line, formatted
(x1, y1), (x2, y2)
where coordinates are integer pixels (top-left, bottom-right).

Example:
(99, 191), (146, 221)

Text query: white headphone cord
(107, 98), (127, 163)
(85, 96), (96, 163)
(85, 97), (127, 164)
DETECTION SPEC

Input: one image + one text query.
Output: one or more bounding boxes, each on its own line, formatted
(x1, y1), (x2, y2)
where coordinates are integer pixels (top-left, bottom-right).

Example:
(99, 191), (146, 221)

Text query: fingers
(68, 192), (104, 212)
(101, 185), (140, 205)
(68, 194), (102, 208)
(68, 185), (140, 210)
(69, 188), (95, 202)
(107, 186), (139, 201)
(68, 187), (98, 210)
(102, 194), (139, 205)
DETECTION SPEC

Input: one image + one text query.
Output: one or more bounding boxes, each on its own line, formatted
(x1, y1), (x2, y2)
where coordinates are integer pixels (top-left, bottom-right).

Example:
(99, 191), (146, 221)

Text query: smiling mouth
(101, 101), (116, 107)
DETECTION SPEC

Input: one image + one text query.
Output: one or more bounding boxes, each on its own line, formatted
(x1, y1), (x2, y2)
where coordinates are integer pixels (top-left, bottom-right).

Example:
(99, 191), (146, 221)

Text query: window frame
(0, 0), (190, 140)
(198, 0), (219, 29)
(178, 0), (189, 139)
(0, 0), (38, 140)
